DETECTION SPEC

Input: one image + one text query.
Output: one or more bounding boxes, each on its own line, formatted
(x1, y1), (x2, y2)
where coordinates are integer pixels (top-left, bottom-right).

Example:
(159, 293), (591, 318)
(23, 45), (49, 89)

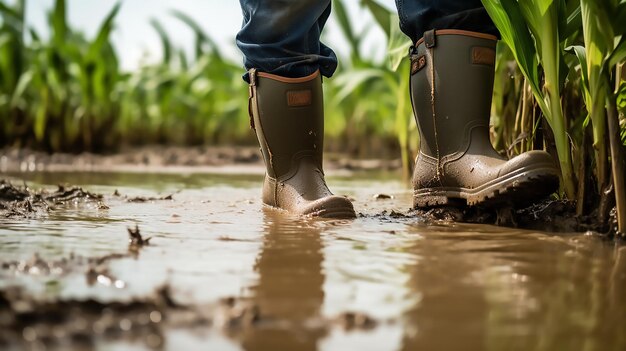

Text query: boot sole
(262, 197), (356, 219)
(413, 167), (559, 208)
(304, 198), (357, 219)
(312, 208), (357, 219)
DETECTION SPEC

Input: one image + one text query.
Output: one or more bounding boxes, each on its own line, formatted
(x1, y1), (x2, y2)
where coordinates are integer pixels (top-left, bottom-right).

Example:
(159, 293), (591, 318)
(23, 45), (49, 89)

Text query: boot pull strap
(247, 68), (257, 130)
(410, 53), (427, 75)
(424, 29), (436, 48)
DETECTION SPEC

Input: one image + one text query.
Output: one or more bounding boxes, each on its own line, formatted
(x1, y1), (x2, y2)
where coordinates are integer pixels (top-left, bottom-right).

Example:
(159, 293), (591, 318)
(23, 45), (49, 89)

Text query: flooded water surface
(1, 170), (625, 350)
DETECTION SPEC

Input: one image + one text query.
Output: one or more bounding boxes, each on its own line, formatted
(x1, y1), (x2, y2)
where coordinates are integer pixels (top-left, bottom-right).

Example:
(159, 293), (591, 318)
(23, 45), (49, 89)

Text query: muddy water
(1, 170), (626, 350)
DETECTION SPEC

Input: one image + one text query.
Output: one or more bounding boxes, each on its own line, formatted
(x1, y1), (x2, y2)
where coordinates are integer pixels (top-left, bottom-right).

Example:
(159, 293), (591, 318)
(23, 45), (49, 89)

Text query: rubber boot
(248, 69), (356, 218)
(409, 30), (559, 208)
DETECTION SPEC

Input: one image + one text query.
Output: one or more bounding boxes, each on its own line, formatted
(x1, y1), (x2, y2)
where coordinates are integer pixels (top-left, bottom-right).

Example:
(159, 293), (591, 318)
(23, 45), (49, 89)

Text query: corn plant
(491, 43), (520, 154)
(0, 0), (26, 143)
(327, 0), (415, 176)
(2, 0), (119, 149)
(1, 0), (411, 153)
(0, 0), (255, 150)
(481, 0), (580, 199)
(117, 12), (250, 146)
(567, 0), (626, 232)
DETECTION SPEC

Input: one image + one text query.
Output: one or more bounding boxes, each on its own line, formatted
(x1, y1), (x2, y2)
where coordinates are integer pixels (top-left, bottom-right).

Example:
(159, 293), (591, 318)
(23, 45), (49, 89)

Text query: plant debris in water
(0, 180), (105, 218)
(0, 285), (188, 349)
(0, 281), (383, 349)
(334, 311), (378, 331)
(125, 194), (174, 203)
(0, 220), (385, 349)
(128, 225), (152, 248)
(111, 188), (175, 203)
(407, 197), (623, 237)
(0, 224), (154, 289)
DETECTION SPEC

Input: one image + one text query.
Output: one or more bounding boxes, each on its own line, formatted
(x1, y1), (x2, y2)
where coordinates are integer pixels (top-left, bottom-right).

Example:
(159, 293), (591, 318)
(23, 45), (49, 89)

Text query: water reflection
(242, 210), (326, 351)
(3, 171), (626, 350)
(400, 225), (491, 350)
(399, 224), (626, 351)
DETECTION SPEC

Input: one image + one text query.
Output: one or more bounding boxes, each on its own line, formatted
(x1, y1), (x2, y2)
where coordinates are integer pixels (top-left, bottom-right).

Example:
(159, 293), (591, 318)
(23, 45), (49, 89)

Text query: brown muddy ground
(0, 146), (401, 174)
(1, 170), (625, 351)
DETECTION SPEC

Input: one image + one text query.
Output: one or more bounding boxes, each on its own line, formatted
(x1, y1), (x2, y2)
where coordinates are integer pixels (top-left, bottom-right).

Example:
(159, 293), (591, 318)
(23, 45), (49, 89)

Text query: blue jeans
(237, 0), (498, 81)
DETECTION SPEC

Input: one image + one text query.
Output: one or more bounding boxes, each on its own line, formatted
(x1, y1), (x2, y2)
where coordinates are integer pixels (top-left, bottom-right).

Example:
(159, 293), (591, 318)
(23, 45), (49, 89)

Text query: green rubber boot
(409, 30), (559, 208)
(248, 69), (356, 218)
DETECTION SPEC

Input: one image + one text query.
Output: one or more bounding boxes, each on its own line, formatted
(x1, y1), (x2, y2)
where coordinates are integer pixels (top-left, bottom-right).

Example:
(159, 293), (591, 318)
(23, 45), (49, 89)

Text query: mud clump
(335, 312), (378, 331)
(0, 256), (388, 350)
(0, 227), (194, 350)
(0, 180), (105, 218)
(0, 285), (186, 350)
(0, 180), (49, 218)
(0, 286), (274, 350)
(215, 297), (261, 330)
(408, 198), (620, 235)
(127, 225), (152, 248)
(111, 188), (175, 203)
(365, 209), (410, 220)
(1, 250), (132, 290)
(373, 193), (393, 200)
(86, 266), (127, 289)
(44, 184), (103, 203)
(1, 253), (72, 277)
(512, 200), (581, 232)
(126, 194), (173, 203)
(1, 225), (153, 291)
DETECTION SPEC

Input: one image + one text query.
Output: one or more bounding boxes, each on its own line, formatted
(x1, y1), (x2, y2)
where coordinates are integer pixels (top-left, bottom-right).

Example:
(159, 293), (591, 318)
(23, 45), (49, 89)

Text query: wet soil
(1, 171), (625, 350)
(0, 146), (401, 173)
(2, 177), (614, 236)
(3, 146), (619, 236)
(410, 198), (621, 237)
(0, 180), (105, 218)
(0, 222), (386, 350)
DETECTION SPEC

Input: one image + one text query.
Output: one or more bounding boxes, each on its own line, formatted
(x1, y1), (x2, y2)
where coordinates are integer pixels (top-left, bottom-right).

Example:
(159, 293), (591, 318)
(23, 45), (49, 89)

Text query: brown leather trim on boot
(415, 29), (497, 46)
(257, 70), (320, 83)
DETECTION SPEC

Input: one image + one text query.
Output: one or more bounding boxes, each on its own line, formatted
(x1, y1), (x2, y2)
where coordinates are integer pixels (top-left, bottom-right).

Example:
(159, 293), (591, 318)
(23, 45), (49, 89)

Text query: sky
(21, 0), (397, 71)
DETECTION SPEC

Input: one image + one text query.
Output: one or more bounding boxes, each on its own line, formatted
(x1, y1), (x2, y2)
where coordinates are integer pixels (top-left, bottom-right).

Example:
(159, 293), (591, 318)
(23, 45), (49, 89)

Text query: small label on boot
(287, 90), (312, 107)
(472, 47), (496, 66)
(411, 55), (427, 74)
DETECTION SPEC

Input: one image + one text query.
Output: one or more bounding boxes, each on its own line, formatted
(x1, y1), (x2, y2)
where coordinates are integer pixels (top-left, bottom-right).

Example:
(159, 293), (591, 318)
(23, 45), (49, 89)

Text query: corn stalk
(481, 0), (577, 199)
(566, 0), (626, 232)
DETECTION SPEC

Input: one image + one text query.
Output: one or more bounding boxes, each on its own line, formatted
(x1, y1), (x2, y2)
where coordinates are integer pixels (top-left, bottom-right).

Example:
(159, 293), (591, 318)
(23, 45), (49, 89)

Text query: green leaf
(150, 19), (172, 65)
(608, 37), (626, 68)
(51, 0), (67, 47)
(617, 81), (626, 113)
(171, 10), (221, 60)
(29, 27), (41, 42)
(536, 0), (554, 17)
(87, 2), (121, 60)
(331, 68), (386, 103)
(387, 13), (410, 71)
(178, 49), (188, 71)
(0, 2), (22, 23)
(565, 45), (592, 109)
(360, 0), (391, 38)
(481, 0), (541, 98)
(333, 0), (358, 53)
(0, 0), (25, 38)
(561, 1), (581, 41)
(613, 1), (626, 36)
(10, 69), (33, 108)
(34, 88), (48, 142)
